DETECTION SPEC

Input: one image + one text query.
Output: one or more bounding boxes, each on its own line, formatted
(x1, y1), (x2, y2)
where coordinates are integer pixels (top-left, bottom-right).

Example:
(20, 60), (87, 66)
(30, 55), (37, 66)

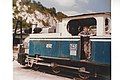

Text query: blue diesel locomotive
(17, 12), (111, 79)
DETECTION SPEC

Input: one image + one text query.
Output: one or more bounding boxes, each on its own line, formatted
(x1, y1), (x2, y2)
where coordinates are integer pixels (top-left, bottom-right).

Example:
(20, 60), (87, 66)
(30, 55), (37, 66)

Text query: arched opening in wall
(67, 18), (97, 36)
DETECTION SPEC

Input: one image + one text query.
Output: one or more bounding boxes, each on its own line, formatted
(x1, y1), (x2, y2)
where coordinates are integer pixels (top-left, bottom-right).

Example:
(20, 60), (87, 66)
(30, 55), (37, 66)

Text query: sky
(33, 0), (111, 16)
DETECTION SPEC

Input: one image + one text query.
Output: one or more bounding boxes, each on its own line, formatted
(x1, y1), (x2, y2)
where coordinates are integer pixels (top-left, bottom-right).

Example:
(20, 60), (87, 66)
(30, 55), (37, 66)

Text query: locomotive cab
(66, 17), (97, 60)
(59, 12), (111, 62)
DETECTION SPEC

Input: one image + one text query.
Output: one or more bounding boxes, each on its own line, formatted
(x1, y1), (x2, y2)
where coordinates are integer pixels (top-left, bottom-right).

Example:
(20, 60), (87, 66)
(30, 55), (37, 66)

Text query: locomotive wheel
(52, 67), (60, 74)
(73, 77), (84, 80)
(51, 63), (60, 74)
(78, 73), (89, 80)
(32, 64), (39, 71)
(78, 67), (89, 80)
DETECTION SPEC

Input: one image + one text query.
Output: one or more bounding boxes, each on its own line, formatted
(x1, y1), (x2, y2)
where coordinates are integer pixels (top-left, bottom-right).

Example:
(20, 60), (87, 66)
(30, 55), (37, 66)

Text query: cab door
(80, 36), (90, 60)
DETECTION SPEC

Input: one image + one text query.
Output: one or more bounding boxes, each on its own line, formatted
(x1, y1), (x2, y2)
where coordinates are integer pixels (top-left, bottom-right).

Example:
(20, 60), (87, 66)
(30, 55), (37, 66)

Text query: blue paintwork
(91, 41), (111, 64)
(29, 38), (111, 65)
(60, 41), (80, 60)
(29, 40), (59, 57)
(29, 39), (80, 61)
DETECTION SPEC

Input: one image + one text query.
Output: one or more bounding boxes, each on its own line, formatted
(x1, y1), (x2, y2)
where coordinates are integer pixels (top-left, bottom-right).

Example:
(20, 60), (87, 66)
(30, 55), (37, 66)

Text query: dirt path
(13, 61), (72, 80)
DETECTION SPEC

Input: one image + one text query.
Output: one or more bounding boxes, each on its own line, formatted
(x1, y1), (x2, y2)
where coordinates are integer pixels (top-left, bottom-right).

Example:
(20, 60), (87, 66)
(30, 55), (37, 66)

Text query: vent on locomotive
(67, 18), (97, 36)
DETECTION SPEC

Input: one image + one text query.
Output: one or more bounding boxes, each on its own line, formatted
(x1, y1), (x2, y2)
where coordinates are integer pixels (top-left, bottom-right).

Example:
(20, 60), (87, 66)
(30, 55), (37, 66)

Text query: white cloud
(86, 10), (96, 13)
(80, 0), (89, 4)
(52, 0), (76, 7)
(63, 11), (80, 16)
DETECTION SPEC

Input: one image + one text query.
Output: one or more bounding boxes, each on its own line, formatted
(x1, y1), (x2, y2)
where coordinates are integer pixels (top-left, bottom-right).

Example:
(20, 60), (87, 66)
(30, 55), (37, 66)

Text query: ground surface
(13, 61), (72, 80)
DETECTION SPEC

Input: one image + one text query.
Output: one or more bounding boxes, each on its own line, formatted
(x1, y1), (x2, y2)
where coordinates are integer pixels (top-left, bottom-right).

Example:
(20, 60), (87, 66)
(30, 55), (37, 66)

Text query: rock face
(13, 0), (67, 28)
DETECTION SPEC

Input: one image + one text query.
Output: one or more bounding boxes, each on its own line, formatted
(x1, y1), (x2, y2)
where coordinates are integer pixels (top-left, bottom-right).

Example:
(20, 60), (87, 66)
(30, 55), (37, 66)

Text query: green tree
(56, 12), (68, 21)
(13, 0), (17, 6)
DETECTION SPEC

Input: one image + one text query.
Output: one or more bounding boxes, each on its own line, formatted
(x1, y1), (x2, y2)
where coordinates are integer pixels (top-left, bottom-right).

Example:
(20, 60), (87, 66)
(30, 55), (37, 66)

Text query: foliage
(13, 0), (17, 6)
(13, 0), (68, 28)
(56, 12), (67, 21)
(42, 20), (50, 27)
(13, 18), (31, 29)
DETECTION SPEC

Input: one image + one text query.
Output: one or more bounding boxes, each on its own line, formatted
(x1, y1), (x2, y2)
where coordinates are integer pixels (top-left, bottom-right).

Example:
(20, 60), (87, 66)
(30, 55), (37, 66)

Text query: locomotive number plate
(46, 44), (52, 48)
(70, 44), (77, 56)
